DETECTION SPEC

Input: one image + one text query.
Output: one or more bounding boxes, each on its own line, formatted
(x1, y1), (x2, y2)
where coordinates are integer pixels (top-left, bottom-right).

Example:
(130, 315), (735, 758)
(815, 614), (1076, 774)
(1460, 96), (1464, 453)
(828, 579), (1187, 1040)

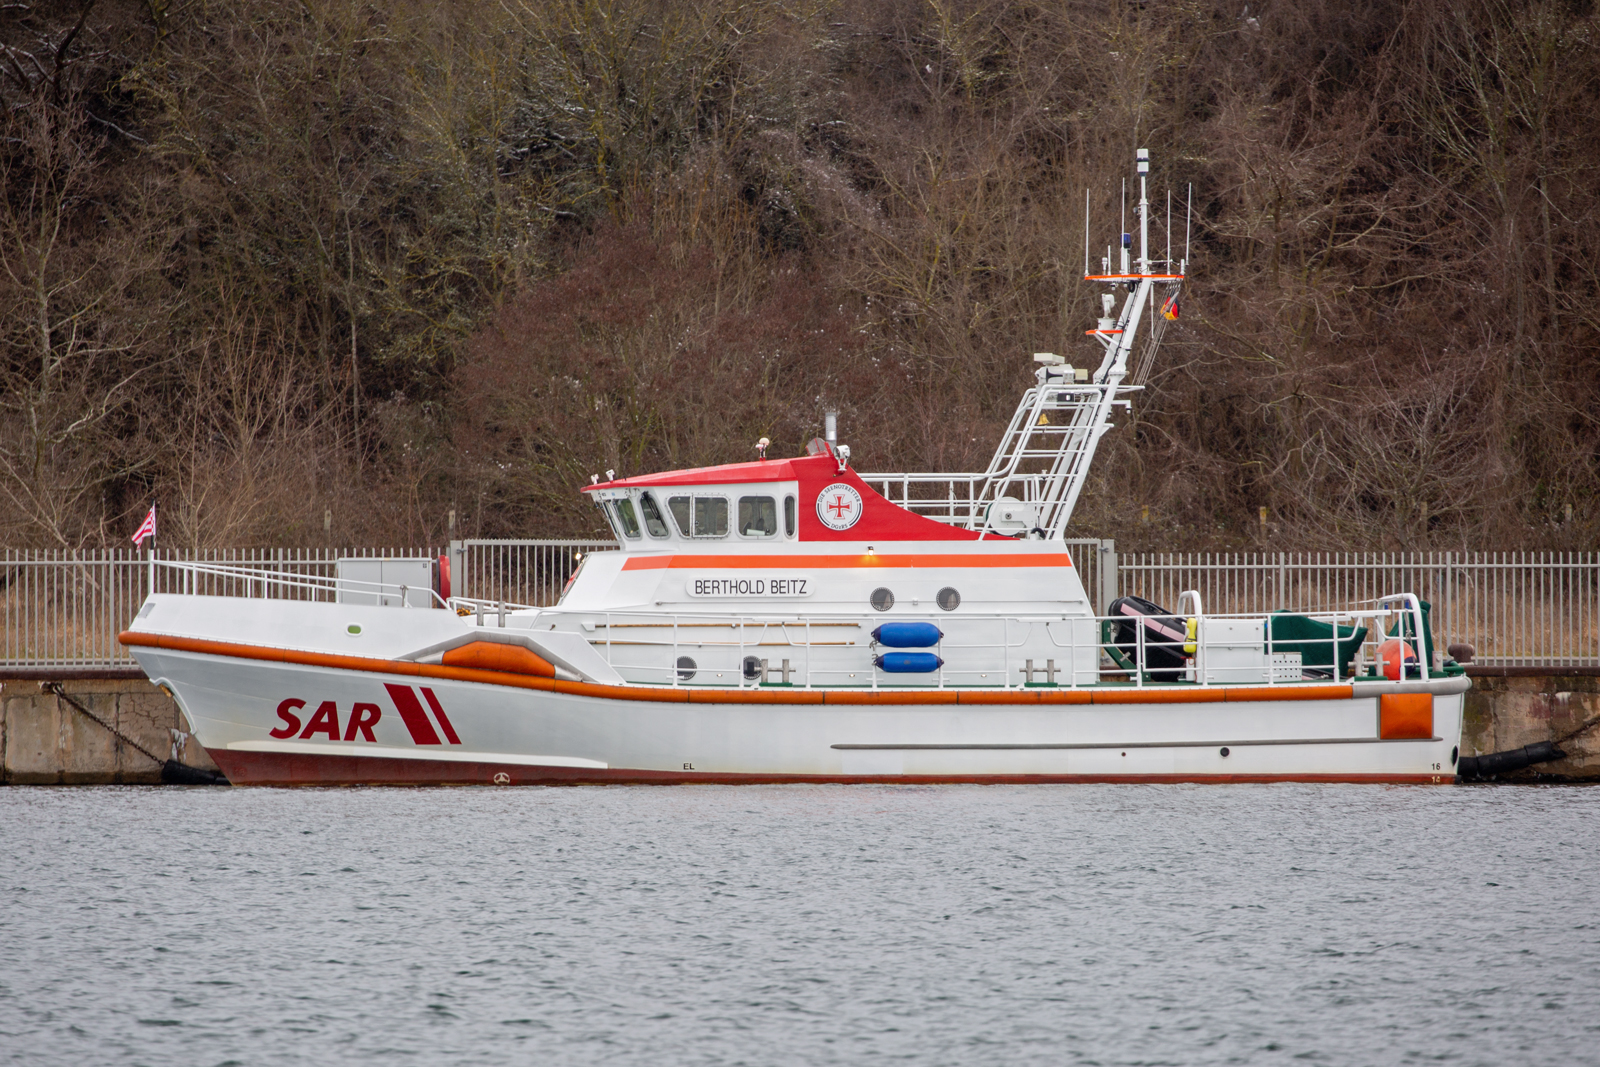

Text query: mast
(860, 149), (1186, 539)
(1035, 148), (1179, 538)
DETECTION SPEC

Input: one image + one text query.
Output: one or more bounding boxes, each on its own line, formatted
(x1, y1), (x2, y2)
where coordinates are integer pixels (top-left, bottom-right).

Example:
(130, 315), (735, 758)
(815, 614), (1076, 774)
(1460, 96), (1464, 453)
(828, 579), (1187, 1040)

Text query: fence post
(1444, 551), (1454, 655)
(449, 539), (465, 601)
(1098, 539), (1117, 614)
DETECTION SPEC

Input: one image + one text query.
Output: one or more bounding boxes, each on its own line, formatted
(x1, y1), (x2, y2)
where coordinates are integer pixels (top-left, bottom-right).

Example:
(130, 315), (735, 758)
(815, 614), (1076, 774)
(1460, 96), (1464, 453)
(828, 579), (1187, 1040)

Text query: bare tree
(0, 96), (169, 546)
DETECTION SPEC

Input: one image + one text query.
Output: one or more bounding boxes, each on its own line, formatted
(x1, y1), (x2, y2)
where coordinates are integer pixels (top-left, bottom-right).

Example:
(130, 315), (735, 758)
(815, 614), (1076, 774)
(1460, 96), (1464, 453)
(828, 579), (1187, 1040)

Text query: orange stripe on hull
(953, 689), (1096, 705)
(1225, 684), (1353, 702)
(1036, 690), (1094, 705)
(825, 689), (959, 705)
(120, 632), (1357, 707)
(688, 687), (825, 705)
(1092, 687), (1226, 704)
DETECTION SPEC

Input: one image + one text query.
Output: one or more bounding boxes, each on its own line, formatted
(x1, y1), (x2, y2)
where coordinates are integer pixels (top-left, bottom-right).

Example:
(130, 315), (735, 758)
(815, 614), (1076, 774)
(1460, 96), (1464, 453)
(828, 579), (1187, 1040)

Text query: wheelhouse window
(609, 498), (642, 539)
(784, 495), (796, 537)
(667, 495), (728, 538)
(667, 495), (692, 536)
(639, 492), (671, 538)
(696, 497), (729, 537)
(739, 496), (777, 538)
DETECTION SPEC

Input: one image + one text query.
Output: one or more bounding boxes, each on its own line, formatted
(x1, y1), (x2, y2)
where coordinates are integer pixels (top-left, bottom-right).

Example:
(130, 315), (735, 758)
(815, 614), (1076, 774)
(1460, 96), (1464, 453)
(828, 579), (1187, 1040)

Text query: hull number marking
(268, 685), (461, 746)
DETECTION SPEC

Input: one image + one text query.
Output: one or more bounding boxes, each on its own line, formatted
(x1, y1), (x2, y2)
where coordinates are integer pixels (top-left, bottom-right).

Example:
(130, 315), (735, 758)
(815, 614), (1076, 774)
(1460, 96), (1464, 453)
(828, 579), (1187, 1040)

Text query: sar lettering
(268, 698), (384, 742)
(270, 698), (306, 739)
(345, 703), (382, 742)
(299, 700), (341, 740)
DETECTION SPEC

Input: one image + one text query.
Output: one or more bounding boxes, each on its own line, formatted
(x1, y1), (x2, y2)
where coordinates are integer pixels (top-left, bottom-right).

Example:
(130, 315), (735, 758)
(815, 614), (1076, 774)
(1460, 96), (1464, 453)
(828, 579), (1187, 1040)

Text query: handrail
(1176, 589), (1204, 683)
(1375, 592), (1431, 681)
(546, 601), (1423, 690)
(151, 557), (449, 609)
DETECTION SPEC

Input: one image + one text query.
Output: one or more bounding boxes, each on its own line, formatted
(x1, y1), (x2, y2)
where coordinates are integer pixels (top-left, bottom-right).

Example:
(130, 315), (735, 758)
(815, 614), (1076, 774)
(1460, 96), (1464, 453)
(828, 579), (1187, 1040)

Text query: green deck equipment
(1266, 611), (1367, 675)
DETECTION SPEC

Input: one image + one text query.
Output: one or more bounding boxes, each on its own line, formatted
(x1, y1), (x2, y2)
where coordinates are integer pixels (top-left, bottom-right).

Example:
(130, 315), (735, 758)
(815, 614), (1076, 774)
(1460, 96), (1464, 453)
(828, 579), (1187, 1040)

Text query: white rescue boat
(121, 151), (1467, 785)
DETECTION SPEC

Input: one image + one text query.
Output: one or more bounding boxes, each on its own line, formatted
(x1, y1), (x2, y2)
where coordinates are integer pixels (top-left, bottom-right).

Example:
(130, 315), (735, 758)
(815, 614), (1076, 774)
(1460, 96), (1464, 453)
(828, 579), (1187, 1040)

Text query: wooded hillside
(2, 0), (1596, 551)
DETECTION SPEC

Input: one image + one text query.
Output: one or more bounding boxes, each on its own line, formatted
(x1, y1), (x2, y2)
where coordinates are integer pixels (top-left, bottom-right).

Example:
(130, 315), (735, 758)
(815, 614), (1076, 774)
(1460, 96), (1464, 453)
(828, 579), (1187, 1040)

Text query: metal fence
(1114, 552), (1600, 667)
(0, 543), (1595, 670)
(449, 540), (618, 609)
(0, 547), (439, 669)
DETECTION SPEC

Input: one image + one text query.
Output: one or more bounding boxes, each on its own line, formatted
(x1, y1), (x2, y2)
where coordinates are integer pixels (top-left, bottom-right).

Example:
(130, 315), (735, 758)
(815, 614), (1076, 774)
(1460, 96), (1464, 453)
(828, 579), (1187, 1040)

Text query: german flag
(1161, 292), (1180, 321)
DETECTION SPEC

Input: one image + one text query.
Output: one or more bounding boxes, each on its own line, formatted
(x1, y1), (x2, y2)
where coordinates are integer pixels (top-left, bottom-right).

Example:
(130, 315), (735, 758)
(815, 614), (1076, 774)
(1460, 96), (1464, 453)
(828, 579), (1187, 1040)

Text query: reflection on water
(3, 784), (1598, 1066)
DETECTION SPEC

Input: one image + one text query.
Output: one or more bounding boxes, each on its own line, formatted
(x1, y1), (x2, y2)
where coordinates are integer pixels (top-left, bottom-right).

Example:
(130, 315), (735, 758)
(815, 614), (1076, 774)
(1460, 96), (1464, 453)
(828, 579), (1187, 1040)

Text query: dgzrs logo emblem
(816, 483), (863, 531)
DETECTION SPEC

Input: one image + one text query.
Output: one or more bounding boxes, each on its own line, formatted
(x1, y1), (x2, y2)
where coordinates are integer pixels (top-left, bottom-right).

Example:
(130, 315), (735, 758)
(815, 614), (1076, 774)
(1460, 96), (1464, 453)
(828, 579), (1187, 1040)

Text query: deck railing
(0, 544), (1594, 670)
(565, 596), (1430, 689)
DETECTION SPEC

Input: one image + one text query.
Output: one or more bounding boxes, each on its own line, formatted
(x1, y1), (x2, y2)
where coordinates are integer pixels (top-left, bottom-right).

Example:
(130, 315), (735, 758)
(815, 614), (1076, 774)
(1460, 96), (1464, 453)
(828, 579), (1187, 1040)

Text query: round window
(870, 587), (894, 612)
(676, 655), (697, 682)
(742, 655), (763, 680)
(936, 587), (960, 611)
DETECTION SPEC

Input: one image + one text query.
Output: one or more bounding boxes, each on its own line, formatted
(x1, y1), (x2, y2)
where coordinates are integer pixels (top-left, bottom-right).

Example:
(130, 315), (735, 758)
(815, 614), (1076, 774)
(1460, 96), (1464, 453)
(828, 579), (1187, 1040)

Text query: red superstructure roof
(582, 452), (983, 542)
(582, 456), (805, 491)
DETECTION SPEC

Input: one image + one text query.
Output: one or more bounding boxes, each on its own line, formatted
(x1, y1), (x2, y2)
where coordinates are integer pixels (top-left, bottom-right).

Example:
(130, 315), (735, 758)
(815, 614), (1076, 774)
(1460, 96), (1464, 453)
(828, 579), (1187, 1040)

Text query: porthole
(742, 655), (763, 680)
(870, 587), (894, 612)
(1451, 745), (1459, 767)
(676, 656), (697, 682)
(936, 587), (960, 611)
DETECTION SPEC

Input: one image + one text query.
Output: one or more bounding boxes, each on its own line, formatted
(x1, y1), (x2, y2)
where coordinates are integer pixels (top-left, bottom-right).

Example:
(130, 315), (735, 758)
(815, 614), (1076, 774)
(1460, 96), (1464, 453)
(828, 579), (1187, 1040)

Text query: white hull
(131, 639), (1467, 787)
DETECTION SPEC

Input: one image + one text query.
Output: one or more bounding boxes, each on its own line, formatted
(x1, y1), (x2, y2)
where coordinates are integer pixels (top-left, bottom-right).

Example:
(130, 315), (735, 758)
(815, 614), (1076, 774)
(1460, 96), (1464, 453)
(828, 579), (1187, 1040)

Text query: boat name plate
(685, 576), (814, 598)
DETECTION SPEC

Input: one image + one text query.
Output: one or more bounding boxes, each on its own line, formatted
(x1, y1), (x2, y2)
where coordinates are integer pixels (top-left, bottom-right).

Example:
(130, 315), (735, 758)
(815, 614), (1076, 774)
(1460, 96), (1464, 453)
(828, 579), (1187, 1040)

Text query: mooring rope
(39, 681), (227, 783)
(1556, 713), (1600, 747)
(41, 681), (167, 765)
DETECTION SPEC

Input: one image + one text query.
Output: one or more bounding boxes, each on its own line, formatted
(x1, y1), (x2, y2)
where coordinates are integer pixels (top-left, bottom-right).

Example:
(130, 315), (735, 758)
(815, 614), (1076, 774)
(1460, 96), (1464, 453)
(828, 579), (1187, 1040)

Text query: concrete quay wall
(2, 672), (1597, 783)
(1462, 670), (1600, 781)
(0, 678), (219, 785)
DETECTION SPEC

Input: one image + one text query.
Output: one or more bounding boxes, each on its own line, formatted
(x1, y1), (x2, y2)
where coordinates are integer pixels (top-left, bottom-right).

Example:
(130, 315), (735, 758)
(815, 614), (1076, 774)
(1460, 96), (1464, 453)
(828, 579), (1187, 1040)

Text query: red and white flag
(131, 505), (157, 547)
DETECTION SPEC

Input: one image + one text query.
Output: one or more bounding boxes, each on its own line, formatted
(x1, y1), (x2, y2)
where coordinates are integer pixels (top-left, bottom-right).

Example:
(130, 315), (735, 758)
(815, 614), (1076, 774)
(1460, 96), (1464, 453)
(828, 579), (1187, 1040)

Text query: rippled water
(3, 784), (1598, 1066)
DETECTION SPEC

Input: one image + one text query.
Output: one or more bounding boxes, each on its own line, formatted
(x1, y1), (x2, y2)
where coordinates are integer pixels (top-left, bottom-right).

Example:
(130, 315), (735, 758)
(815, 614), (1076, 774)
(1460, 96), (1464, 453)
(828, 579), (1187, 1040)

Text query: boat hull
(132, 645), (1467, 787)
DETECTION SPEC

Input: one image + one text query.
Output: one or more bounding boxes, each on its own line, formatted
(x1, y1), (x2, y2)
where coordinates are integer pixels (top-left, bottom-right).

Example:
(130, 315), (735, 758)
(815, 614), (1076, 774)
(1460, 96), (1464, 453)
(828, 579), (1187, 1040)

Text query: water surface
(3, 784), (1597, 1065)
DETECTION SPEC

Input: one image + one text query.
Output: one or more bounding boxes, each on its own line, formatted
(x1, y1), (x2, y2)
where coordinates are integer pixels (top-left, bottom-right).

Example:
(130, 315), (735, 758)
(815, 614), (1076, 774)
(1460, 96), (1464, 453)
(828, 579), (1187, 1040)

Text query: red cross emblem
(816, 483), (863, 530)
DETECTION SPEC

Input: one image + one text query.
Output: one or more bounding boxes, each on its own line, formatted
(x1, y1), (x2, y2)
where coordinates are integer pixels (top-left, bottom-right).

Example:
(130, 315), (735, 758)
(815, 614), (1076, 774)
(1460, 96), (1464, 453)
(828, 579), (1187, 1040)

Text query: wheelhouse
(590, 480), (800, 545)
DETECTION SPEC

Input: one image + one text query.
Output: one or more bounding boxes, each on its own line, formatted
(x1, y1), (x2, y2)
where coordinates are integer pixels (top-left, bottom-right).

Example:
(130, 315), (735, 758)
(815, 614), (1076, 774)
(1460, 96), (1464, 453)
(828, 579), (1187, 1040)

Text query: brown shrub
(453, 218), (869, 537)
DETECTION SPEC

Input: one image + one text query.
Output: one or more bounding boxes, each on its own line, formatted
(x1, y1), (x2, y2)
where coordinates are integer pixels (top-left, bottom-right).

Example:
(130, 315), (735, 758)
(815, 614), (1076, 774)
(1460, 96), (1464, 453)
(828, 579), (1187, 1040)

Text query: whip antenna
(1166, 188), (1172, 267)
(1184, 183), (1192, 268)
